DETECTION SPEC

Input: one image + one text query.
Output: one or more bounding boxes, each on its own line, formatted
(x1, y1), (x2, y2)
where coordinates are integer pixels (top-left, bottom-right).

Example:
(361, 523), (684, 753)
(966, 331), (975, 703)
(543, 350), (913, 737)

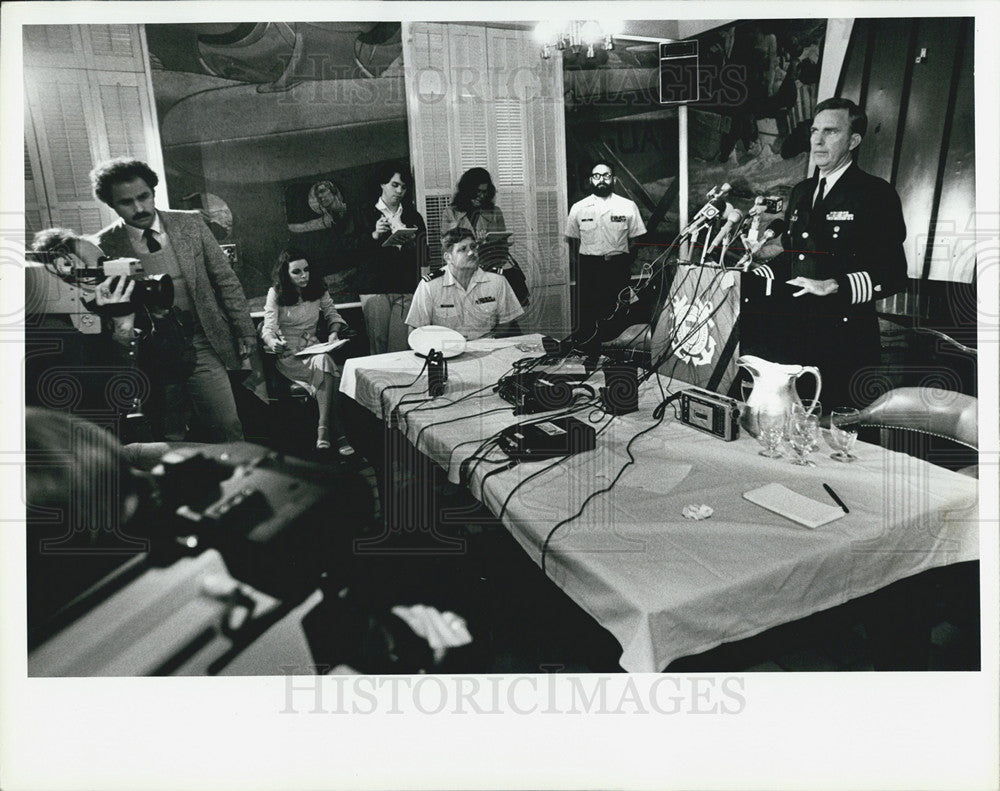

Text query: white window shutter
(405, 24), (453, 194)
(23, 25), (165, 240)
(403, 23), (569, 336)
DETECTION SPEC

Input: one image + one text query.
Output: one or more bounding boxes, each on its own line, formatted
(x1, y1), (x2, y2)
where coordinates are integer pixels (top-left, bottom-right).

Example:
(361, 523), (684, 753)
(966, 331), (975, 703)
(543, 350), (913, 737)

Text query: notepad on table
(743, 483), (846, 529)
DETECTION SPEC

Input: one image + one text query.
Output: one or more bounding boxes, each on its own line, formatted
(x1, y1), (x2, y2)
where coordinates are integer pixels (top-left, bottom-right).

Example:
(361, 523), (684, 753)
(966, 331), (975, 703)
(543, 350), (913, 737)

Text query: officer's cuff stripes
(751, 265), (774, 279)
(847, 271), (873, 303)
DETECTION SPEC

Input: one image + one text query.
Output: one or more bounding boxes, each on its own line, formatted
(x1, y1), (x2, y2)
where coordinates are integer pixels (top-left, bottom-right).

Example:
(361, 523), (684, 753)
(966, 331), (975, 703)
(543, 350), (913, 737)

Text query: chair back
(857, 386), (978, 476)
(858, 387), (977, 449)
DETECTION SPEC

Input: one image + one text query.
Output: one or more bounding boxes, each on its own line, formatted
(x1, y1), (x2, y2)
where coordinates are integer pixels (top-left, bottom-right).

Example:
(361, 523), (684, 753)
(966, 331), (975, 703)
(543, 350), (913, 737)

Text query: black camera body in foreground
(28, 442), (375, 675)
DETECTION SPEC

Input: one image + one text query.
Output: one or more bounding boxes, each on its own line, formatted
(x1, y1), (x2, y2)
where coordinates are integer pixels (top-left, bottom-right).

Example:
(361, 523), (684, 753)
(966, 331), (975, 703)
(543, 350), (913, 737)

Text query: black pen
(823, 483), (849, 513)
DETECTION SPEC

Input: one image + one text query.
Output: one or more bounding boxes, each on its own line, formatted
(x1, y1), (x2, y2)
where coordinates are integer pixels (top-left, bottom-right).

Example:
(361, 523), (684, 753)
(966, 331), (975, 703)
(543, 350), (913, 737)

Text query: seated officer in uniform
(405, 227), (524, 340)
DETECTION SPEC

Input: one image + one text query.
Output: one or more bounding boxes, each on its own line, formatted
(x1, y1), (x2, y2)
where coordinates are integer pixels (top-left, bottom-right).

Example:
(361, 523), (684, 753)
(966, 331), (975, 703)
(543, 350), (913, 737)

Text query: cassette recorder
(679, 386), (740, 441)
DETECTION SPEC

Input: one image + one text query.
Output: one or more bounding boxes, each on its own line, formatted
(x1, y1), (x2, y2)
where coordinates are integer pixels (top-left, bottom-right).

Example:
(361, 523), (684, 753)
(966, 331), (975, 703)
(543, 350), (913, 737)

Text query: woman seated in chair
(261, 248), (353, 455)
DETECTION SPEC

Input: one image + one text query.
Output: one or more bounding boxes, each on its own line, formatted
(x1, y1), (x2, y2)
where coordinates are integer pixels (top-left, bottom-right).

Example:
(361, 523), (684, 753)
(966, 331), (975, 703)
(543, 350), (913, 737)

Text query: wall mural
(144, 22), (410, 302)
(685, 20), (827, 237)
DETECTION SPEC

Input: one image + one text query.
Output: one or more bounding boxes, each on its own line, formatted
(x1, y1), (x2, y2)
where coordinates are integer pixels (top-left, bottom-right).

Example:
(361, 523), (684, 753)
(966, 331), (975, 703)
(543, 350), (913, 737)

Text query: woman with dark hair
(440, 167), (529, 306)
(261, 248), (352, 454)
(440, 167), (506, 240)
(355, 163), (429, 354)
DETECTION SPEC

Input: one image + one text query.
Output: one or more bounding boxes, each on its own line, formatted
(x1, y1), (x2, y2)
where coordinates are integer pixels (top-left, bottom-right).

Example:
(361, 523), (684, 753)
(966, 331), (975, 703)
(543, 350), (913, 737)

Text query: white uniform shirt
(405, 266), (524, 340)
(565, 193), (646, 256)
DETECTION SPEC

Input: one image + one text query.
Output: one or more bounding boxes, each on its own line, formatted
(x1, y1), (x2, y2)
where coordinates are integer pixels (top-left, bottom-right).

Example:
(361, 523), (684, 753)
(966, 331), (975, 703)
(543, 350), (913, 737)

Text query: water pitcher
(737, 355), (822, 438)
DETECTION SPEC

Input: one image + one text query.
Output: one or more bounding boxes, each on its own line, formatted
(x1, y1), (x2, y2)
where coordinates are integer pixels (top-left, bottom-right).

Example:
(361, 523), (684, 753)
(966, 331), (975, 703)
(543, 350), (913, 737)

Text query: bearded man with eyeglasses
(565, 161), (646, 353)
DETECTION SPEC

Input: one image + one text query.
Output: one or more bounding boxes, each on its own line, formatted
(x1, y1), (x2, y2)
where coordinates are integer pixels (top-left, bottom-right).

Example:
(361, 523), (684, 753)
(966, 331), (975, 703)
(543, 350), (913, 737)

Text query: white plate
(407, 325), (467, 358)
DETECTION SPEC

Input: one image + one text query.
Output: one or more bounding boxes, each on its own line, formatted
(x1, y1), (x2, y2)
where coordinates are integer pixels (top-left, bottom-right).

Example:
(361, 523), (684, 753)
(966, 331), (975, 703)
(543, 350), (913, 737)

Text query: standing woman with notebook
(356, 163), (428, 354)
(440, 167), (507, 241)
(440, 167), (529, 306)
(261, 248), (352, 454)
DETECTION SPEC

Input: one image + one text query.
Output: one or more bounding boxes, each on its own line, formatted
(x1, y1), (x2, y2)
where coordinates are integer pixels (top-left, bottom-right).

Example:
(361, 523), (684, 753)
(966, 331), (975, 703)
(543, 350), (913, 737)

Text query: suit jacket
(96, 210), (256, 371)
(740, 163), (908, 406)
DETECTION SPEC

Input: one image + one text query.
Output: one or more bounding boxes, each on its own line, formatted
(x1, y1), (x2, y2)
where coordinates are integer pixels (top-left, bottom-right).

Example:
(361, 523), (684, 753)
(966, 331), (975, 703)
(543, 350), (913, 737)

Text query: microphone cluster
(680, 184), (788, 269)
(734, 219), (787, 270)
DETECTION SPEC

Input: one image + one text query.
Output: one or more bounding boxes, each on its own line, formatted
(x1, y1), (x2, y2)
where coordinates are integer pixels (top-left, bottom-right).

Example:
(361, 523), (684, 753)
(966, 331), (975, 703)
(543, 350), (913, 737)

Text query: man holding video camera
(31, 229), (195, 441)
(91, 158), (255, 442)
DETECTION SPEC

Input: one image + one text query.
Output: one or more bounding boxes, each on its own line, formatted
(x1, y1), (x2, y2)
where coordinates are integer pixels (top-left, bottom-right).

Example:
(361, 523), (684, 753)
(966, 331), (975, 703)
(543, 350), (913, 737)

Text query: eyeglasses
(591, 173), (613, 182)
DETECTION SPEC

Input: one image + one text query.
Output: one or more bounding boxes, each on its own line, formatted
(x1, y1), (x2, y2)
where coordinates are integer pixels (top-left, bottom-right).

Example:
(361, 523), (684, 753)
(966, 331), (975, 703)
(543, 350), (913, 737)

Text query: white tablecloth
(342, 338), (980, 671)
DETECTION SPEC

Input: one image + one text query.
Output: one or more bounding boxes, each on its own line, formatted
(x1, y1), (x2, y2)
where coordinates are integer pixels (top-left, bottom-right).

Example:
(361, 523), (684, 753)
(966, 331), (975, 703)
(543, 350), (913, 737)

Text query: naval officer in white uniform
(406, 227), (523, 341)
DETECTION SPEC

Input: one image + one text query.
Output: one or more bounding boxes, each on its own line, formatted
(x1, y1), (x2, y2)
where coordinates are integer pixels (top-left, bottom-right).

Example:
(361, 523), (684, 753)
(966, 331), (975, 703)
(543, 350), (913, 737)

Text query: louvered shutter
(23, 24), (164, 240)
(403, 23), (569, 336)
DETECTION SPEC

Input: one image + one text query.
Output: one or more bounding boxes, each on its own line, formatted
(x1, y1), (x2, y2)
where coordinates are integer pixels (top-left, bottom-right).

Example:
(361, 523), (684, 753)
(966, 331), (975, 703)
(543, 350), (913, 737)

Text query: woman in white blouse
(261, 248), (352, 454)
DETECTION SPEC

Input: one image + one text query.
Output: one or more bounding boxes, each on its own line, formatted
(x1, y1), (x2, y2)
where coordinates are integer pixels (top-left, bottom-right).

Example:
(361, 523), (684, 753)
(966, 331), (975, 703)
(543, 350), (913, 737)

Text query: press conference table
(341, 336), (980, 672)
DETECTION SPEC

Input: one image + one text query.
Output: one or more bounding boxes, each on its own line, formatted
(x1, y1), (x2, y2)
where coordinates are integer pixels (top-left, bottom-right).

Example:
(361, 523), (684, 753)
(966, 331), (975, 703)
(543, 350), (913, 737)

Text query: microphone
(747, 196), (768, 216)
(681, 195), (728, 238)
(735, 218), (787, 268)
(706, 208), (744, 256)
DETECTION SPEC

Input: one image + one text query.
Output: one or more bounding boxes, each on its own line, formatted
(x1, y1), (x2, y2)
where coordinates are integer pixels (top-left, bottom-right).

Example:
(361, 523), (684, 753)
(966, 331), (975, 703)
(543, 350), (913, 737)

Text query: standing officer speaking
(564, 161), (646, 353)
(745, 97), (908, 409)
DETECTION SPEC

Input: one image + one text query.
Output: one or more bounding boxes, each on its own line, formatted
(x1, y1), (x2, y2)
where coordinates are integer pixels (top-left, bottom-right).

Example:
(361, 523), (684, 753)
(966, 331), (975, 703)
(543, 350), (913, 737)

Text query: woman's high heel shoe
(316, 426), (331, 450)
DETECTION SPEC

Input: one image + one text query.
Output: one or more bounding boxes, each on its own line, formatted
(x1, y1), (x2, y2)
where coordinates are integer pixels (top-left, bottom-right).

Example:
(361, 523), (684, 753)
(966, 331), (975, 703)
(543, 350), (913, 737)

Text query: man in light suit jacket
(91, 158), (256, 441)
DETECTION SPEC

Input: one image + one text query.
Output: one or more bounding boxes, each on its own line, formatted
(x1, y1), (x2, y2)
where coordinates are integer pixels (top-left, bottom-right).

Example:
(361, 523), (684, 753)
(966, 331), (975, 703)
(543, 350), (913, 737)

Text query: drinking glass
(828, 406), (860, 462)
(788, 408), (819, 466)
(756, 410), (785, 458)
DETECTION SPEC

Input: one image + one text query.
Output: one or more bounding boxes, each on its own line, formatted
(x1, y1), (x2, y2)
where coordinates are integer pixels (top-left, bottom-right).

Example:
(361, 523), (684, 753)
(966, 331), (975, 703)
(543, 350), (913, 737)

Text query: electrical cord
(411, 405), (513, 454)
(377, 355), (430, 422)
(475, 459), (520, 502)
(540, 411), (666, 575)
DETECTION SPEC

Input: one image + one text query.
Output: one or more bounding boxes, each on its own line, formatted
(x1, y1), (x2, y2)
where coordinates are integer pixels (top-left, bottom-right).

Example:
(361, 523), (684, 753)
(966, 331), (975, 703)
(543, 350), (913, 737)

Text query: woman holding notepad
(440, 167), (507, 241)
(356, 163), (429, 355)
(441, 168), (529, 306)
(261, 248), (352, 454)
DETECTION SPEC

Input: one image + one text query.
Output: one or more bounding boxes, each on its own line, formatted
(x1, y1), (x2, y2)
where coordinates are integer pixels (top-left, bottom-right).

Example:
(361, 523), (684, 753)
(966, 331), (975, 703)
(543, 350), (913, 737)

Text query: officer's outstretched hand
(787, 276), (838, 297)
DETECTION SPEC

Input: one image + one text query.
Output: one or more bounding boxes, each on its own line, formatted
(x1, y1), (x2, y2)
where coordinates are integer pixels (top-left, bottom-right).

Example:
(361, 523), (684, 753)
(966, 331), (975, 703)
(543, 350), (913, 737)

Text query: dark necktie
(143, 228), (161, 253)
(814, 177), (826, 208)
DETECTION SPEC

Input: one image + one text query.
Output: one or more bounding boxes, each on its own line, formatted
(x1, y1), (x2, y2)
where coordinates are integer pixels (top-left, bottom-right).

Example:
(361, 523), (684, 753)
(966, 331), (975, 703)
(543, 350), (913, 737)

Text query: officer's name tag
(475, 296), (496, 305)
(439, 303), (454, 308)
(826, 211), (854, 221)
(611, 215), (627, 222)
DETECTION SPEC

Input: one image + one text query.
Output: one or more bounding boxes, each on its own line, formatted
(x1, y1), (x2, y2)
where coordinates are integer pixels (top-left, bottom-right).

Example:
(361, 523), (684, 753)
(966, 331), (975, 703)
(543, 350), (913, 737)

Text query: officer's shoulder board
(422, 268), (446, 282)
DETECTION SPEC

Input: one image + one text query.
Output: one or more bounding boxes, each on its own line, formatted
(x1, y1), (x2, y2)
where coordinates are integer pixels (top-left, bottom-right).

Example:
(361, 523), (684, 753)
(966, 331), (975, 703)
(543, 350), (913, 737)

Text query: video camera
(25, 253), (174, 334)
(74, 256), (175, 311)
(28, 441), (376, 675)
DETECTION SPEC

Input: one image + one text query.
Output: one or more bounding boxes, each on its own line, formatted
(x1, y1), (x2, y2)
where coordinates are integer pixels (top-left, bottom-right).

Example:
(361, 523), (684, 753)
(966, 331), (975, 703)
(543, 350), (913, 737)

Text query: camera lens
(131, 273), (174, 311)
